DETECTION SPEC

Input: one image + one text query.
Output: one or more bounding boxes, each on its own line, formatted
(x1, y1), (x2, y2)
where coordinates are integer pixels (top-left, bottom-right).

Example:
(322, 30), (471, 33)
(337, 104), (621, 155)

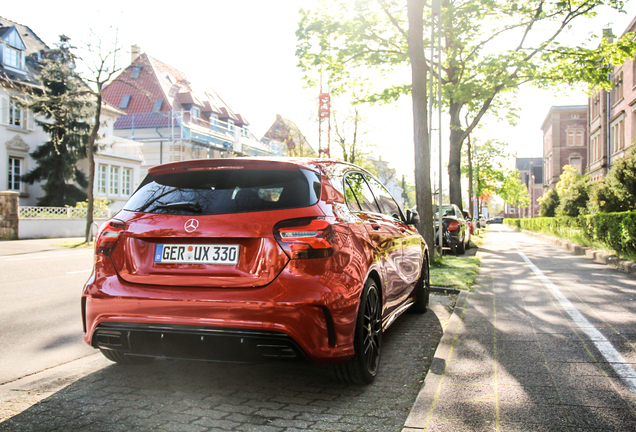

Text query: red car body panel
(82, 158), (427, 365)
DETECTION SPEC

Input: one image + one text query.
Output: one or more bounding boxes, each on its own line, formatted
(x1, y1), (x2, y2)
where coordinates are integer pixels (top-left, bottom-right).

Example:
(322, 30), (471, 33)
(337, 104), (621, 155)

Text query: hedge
(504, 211), (636, 258)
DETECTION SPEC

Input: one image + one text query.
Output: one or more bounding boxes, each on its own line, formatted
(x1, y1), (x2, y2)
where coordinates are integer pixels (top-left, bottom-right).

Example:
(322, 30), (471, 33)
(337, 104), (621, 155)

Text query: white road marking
(0, 251), (91, 262)
(517, 250), (636, 392)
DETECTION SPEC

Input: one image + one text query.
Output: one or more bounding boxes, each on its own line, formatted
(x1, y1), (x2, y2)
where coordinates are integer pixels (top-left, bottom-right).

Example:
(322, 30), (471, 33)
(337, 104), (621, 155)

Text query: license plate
(154, 244), (239, 265)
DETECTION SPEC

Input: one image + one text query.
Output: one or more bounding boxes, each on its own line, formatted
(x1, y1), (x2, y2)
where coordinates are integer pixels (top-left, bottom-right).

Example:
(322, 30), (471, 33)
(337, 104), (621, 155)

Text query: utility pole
(431, 0), (442, 254)
(318, 75), (331, 158)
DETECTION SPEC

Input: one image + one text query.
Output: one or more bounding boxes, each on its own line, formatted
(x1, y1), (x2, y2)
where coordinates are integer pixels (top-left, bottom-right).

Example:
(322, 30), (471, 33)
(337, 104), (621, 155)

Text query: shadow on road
(0, 304), (447, 432)
(431, 232), (636, 431)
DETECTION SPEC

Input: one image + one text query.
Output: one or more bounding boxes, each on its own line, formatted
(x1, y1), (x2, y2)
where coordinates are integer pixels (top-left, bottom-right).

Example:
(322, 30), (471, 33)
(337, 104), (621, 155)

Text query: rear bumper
(93, 323), (307, 362)
(82, 259), (362, 364)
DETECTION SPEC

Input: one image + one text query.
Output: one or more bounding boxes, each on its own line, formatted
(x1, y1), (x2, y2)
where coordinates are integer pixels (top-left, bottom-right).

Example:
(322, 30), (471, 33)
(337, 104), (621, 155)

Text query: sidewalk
(0, 237), (85, 256)
(404, 225), (636, 431)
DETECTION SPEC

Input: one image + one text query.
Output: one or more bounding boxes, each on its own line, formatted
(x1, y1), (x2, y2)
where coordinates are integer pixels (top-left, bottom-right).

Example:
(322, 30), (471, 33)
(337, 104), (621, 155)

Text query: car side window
(344, 172), (379, 213)
(344, 178), (362, 211)
(365, 175), (402, 219)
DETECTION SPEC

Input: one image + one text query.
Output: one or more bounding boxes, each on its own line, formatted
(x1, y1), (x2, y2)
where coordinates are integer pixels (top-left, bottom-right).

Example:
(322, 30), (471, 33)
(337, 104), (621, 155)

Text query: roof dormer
(1, 26), (27, 73)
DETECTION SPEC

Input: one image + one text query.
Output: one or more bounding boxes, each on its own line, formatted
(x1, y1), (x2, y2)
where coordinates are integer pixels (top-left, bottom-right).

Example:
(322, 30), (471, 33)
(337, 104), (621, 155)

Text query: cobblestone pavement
(0, 294), (456, 432)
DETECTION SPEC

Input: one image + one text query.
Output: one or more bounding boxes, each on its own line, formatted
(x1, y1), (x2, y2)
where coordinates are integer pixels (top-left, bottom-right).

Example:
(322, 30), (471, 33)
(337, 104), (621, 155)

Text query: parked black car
(487, 217), (504, 224)
(433, 204), (470, 254)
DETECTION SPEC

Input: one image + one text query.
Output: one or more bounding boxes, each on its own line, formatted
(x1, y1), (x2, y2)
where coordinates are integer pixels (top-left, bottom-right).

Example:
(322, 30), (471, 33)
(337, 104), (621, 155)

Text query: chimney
(131, 44), (141, 63)
(602, 28), (614, 43)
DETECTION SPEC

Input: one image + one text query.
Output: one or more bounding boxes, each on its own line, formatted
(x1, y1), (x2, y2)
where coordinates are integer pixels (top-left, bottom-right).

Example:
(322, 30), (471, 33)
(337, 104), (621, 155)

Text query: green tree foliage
(74, 196), (110, 210)
(401, 176), (416, 209)
(538, 187), (559, 217)
(589, 148), (636, 213)
(296, 0), (634, 212)
(469, 139), (509, 214)
(499, 170), (530, 209)
(21, 36), (92, 206)
(556, 165), (589, 217)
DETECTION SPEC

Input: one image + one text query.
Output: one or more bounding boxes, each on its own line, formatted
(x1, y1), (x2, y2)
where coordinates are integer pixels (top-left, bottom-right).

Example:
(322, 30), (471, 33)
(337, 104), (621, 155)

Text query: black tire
(457, 236), (466, 255)
(411, 256), (430, 314)
(445, 231), (458, 256)
(333, 279), (382, 384)
(100, 349), (154, 365)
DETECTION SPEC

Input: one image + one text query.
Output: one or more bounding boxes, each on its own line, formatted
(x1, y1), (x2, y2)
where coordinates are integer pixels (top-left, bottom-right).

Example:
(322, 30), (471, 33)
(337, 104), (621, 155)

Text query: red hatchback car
(82, 158), (429, 384)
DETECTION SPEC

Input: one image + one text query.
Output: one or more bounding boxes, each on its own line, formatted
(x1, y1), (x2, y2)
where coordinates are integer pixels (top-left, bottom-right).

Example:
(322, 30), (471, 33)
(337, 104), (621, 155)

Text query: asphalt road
(0, 244), (95, 385)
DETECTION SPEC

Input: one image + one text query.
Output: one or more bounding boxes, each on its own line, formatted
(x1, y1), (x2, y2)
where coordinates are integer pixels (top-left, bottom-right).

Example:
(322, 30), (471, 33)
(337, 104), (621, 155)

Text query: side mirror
(406, 209), (420, 225)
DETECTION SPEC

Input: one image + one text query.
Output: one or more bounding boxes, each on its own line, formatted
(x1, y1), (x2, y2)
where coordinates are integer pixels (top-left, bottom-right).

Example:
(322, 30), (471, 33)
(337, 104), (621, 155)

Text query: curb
(430, 286), (461, 295)
(402, 289), (470, 431)
(520, 229), (636, 276)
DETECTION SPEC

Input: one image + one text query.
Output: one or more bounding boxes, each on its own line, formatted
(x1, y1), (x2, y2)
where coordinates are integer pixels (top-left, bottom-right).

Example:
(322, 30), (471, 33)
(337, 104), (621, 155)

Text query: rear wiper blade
(154, 201), (202, 213)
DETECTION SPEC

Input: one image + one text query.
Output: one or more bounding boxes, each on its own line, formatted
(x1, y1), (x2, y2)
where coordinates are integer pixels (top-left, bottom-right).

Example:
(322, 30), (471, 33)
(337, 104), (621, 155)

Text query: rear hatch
(107, 159), (323, 288)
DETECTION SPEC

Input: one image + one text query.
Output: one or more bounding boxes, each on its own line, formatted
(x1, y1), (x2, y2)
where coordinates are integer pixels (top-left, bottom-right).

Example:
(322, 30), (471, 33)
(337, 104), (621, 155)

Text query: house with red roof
(102, 46), (275, 175)
(0, 16), (142, 213)
(262, 114), (317, 157)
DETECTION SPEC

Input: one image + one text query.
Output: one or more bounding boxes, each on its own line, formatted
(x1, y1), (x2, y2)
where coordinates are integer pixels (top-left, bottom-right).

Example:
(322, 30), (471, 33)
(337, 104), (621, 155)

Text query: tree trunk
(448, 101), (464, 211)
(467, 133), (473, 216)
(407, 0), (434, 257)
(85, 87), (102, 241)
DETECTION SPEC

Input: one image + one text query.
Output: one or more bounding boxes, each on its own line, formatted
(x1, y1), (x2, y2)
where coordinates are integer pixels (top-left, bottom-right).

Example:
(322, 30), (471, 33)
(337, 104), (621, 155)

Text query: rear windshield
(124, 168), (321, 215)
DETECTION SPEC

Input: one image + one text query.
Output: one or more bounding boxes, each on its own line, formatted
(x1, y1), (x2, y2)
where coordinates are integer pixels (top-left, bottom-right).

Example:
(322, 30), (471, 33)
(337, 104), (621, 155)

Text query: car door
(343, 172), (404, 315)
(364, 176), (422, 304)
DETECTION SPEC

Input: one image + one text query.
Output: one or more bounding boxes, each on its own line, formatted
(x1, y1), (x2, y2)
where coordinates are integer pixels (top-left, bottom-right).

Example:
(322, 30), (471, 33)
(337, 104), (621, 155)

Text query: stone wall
(0, 191), (19, 240)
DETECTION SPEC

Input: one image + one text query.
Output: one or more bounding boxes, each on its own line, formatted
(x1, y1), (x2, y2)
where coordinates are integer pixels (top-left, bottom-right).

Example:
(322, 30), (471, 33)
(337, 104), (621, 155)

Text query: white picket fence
(18, 206), (111, 239)
(19, 206), (111, 219)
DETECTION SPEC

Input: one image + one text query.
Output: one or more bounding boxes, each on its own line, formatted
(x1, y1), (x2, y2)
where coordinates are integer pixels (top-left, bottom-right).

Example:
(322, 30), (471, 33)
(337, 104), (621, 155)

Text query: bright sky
(3, 1), (636, 181)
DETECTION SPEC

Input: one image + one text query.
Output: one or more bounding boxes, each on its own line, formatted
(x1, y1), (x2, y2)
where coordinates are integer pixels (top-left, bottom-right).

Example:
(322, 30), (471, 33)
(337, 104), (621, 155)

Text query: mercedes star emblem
(184, 219), (199, 233)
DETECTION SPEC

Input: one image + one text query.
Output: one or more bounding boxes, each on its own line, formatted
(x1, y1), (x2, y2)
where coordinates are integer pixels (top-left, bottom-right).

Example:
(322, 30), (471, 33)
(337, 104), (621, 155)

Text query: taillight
(274, 217), (347, 259)
(447, 221), (460, 231)
(95, 219), (125, 257)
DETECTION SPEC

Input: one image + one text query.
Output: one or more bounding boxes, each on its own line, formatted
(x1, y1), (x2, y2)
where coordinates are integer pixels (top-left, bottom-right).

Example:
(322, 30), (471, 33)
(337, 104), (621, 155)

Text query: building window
(242, 127), (249, 137)
(8, 98), (22, 127)
(611, 70), (624, 104)
(119, 95), (131, 110)
(611, 118), (625, 153)
(97, 164), (107, 194)
(109, 166), (120, 195)
(570, 157), (582, 174)
(122, 168), (132, 195)
(152, 99), (163, 113)
(191, 107), (200, 119)
(632, 110), (636, 147)
(5, 46), (23, 69)
(591, 133), (601, 162)
(131, 66), (142, 79)
(591, 93), (600, 119)
(209, 113), (219, 129)
(7, 157), (22, 191)
(567, 129), (584, 146)
(227, 119), (235, 132)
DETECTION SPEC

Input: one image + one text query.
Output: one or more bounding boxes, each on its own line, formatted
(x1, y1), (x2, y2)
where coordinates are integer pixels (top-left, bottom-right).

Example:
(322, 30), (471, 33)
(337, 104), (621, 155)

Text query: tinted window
(124, 168), (320, 215)
(344, 172), (379, 213)
(365, 176), (402, 219)
(434, 205), (457, 218)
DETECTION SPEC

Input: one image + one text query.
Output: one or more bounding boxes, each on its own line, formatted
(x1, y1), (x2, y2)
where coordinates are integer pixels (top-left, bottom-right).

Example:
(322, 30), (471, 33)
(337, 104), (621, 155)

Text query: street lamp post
(431, 0), (442, 255)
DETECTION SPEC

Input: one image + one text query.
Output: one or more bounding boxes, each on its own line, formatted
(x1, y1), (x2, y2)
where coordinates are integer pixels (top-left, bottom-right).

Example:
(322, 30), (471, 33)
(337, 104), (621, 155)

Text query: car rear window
(124, 168), (321, 215)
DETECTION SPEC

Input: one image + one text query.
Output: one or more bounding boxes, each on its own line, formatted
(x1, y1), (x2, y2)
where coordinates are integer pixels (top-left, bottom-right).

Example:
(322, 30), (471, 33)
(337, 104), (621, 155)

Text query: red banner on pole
(318, 93), (330, 118)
